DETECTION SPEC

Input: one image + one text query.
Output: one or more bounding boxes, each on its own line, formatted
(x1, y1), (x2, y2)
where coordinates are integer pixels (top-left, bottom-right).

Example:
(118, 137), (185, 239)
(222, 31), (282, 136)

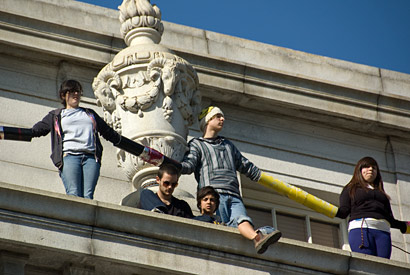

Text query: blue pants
(60, 153), (100, 199)
(349, 228), (392, 259)
(216, 193), (253, 227)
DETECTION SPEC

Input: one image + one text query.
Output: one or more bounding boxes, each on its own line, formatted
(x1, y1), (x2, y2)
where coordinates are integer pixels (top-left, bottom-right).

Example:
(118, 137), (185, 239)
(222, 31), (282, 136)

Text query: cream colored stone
(92, 0), (201, 195)
(1, 0), (410, 270)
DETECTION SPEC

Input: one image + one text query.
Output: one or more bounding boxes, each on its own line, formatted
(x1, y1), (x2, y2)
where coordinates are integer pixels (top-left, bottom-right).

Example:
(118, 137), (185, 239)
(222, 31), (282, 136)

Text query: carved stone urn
(92, 0), (201, 200)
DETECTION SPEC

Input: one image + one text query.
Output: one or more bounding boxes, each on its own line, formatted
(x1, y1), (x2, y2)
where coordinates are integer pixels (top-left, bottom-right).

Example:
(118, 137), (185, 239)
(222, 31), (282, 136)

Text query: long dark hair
(345, 156), (389, 199)
(59, 79), (83, 107)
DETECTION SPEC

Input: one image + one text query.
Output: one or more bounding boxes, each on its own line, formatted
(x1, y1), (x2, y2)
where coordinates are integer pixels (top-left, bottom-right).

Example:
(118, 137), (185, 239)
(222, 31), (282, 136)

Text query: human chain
(2, 125), (409, 233)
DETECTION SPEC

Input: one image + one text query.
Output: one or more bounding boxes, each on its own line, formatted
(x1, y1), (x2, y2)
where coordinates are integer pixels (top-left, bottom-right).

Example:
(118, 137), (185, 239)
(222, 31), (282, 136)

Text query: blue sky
(77, 0), (410, 75)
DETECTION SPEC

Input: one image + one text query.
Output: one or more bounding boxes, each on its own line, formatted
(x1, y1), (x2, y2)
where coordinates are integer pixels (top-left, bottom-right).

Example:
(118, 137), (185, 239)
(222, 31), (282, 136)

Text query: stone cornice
(1, 182), (409, 274)
(2, 0), (410, 140)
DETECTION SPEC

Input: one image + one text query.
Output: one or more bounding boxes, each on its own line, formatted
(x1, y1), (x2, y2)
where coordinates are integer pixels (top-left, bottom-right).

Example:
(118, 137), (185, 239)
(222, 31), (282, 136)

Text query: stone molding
(1, 0), (410, 268)
(1, 0), (410, 139)
(0, 182), (409, 274)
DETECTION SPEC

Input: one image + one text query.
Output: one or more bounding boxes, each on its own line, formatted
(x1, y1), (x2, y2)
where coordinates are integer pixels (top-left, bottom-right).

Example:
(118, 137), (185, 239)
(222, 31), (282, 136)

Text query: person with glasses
(137, 163), (194, 218)
(31, 79), (123, 199)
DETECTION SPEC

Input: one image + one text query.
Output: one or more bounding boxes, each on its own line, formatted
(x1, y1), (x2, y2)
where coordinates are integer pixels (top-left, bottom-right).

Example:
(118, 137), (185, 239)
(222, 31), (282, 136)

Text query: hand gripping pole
(406, 222), (410, 234)
(258, 172), (338, 218)
(115, 136), (182, 169)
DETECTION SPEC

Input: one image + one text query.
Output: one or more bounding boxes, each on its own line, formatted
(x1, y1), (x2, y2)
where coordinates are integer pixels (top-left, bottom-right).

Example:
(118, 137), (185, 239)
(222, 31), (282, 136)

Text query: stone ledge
(0, 182), (409, 274)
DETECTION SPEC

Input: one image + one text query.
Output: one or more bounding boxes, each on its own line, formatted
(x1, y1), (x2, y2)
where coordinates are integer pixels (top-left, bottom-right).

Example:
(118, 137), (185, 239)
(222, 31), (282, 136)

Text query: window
(246, 204), (346, 249)
(240, 174), (349, 250)
(310, 219), (340, 248)
(275, 212), (308, 242)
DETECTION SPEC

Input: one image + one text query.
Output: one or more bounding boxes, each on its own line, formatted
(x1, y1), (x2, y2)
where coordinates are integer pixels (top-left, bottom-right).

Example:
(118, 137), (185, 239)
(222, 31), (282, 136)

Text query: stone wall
(0, 0), (409, 270)
(1, 182), (410, 274)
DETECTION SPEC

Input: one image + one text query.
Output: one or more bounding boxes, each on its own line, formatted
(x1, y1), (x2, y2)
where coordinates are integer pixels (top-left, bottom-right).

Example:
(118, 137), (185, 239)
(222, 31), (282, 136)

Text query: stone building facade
(0, 0), (410, 274)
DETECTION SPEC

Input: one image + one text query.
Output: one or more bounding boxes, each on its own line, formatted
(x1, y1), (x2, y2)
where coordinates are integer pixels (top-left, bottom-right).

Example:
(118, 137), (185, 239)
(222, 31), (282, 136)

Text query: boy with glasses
(138, 163), (193, 218)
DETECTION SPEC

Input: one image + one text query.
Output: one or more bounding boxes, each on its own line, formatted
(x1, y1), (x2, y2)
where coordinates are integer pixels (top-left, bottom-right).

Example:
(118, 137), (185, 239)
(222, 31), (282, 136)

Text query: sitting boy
(138, 163), (193, 218)
(194, 186), (222, 224)
(181, 106), (281, 254)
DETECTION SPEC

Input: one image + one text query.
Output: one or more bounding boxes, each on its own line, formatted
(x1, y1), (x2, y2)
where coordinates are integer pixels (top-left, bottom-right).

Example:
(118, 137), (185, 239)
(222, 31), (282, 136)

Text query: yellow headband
(198, 106), (224, 132)
(198, 106), (214, 121)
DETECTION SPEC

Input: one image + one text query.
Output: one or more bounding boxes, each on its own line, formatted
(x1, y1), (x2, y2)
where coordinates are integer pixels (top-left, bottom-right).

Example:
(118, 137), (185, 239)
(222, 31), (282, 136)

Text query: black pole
(0, 126), (32, 142)
(0, 126), (182, 169)
(115, 136), (182, 170)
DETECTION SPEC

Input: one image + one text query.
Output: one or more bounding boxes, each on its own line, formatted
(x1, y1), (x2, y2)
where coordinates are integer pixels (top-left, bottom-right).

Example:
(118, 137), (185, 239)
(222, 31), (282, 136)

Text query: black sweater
(336, 185), (406, 233)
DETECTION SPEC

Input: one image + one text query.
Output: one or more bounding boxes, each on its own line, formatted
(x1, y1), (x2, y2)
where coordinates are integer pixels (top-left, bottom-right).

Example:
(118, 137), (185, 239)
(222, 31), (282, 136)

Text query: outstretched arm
(1, 125), (180, 169)
(2, 113), (54, 141)
(335, 187), (351, 219)
(180, 139), (201, 175)
(91, 110), (181, 169)
(115, 135), (181, 169)
(31, 112), (54, 138)
(385, 199), (410, 234)
(233, 145), (261, 182)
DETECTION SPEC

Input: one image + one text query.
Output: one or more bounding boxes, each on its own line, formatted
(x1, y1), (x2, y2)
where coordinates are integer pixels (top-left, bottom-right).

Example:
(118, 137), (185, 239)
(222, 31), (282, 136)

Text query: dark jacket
(31, 107), (121, 170)
(138, 189), (194, 219)
(336, 185), (407, 233)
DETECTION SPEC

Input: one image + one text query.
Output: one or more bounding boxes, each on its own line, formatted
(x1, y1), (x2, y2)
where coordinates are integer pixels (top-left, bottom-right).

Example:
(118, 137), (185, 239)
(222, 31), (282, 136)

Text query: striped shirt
(181, 136), (261, 197)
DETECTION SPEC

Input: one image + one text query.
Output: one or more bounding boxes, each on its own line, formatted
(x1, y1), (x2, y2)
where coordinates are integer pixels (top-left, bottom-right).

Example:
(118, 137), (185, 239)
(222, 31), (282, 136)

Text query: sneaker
(254, 230), (282, 254)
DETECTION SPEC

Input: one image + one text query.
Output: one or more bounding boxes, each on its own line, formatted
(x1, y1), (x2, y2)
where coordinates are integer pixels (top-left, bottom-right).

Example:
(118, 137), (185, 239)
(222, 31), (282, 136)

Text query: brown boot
(254, 230), (282, 254)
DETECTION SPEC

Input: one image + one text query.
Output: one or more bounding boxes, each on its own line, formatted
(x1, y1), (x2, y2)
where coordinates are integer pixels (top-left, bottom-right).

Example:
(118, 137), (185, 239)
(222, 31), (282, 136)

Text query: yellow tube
(406, 222), (410, 234)
(258, 173), (338, 218)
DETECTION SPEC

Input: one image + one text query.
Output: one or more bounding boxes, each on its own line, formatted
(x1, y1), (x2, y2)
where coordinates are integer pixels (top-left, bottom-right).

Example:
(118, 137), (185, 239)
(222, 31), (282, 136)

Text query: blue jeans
(60, 153), (100, 199)
(216, 193), (253, 227)
(349, 228), (392, 259)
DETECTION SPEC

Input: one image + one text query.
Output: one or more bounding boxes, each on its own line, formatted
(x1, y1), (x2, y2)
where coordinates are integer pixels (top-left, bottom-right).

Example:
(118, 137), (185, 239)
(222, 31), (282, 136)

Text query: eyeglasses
(162, 181), (178, 187)
(65, 89), (83, 96)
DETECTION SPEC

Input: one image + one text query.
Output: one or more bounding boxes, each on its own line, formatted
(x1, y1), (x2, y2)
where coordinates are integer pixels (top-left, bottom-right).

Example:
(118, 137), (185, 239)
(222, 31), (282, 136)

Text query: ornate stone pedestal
(93, 0), (200, 204)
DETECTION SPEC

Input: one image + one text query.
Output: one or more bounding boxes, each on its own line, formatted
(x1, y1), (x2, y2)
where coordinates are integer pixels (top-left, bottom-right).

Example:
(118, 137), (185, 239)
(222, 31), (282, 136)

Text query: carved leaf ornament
(93, 55), (200, 128)
(119, 0), (164, 39)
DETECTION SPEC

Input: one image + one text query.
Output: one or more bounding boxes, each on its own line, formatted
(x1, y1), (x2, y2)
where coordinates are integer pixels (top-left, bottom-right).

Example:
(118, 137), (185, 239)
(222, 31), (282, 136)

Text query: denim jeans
(349, 228), (392, 259)
(216, 193), (253, 227)
(60, 153), (100, 199)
